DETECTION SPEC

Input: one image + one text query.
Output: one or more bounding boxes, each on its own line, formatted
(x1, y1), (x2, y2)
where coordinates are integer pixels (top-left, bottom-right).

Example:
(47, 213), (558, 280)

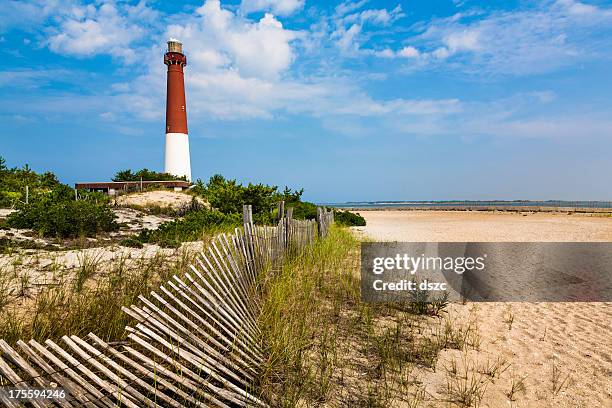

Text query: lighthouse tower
(164, 39), (191, 181)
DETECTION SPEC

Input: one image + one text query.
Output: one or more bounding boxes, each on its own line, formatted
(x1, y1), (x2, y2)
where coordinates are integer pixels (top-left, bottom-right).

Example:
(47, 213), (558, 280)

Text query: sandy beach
(355, 210), (612, 407)
(355, 210), (612, 242)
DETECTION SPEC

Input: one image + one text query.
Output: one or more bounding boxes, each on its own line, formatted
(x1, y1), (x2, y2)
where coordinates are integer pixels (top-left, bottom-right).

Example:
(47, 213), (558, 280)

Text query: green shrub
(157, 238), (181, 248)
(199, 174), (278, 215)
(194, 174), (313, 221)
(0, 156), (62, 208)
(334, 210), (366, 226)
(6, 187), (118, 238)
(139, 209), (241, 244)
(288, 201), (318, 220)
(119, 237), (144, 248)
(113, 168), (187, 182)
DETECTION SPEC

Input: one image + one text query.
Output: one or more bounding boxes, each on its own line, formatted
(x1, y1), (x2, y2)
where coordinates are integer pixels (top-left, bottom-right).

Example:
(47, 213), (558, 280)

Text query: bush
(287, 201), (318, 220)
(193, 174), (366, 227)
(334, 210), (366, 227)
(157, 238), (181, 248)
(139, 209), (241, 245)
(0, 156), (62, 208)
(6, 187), (118, 238)
(199, 174), (279, 215)
(194, 175), (311, 221)
(113, 168), (187, 182)
(119, 237), (144, 248)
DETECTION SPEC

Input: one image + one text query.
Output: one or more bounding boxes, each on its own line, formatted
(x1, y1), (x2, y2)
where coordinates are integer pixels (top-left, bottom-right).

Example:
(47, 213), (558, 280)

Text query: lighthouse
(164, 39), (191, 181)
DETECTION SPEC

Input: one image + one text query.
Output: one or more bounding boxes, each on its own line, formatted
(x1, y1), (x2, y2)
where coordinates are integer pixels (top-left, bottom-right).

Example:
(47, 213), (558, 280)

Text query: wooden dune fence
(0, 205), (335, 408)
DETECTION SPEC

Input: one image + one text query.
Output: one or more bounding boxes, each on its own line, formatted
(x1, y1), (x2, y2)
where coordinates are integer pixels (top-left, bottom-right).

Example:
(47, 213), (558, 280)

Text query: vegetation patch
(6, 186), (118, 238)
(113, 168), (188, 182)
(119, 237), (144, 248)
(334, 210), (367, 226)
(138, 208), (241, 245)
(257, 226), (463, 407)
(0, 156), (62, 208)
(0, 249), (197, 344)
(192, 174), (366, 226)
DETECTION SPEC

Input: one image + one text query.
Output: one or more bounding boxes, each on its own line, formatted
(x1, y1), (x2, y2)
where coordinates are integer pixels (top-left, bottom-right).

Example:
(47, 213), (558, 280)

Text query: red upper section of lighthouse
(165, 45), (188, 134)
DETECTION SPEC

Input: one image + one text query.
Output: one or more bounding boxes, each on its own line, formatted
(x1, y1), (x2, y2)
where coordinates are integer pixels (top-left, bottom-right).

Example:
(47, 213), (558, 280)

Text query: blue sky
(1, 0), (611, 202)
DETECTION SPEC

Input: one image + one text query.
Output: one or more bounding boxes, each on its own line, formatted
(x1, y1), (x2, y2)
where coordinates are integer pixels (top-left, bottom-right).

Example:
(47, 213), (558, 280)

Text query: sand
(355, 210), (612, 407)
(115, 190), (207, 209)
(355, 210), (612, 242)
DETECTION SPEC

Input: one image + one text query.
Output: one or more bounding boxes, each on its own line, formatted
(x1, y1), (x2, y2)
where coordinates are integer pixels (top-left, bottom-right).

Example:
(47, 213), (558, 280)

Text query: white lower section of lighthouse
(164, 133), (191, 181)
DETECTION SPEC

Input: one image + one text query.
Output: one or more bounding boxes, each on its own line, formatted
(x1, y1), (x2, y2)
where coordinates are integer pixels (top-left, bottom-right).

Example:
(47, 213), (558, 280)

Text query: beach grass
(256, 225), (481, 407)
(0, 244), (201, 344)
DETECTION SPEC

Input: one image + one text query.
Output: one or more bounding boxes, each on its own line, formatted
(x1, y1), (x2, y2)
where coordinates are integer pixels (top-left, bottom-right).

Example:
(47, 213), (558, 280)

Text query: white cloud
(46, 2), (156, 62)
(411, 0), (612, 75)
(168, 0), (298, 79)
(334, 0), (369, 17)
(340, 5), (403, 26)
(239, 0), (305, 16)
(443, 29), (480, 53)
(374, 48), (394, 58)
(555, 0), (599, 15)
(375, 45), (420, 59)
(329, 2), (403, 55)
(398, 46), (419, 58)
(333, 23), (361, 52)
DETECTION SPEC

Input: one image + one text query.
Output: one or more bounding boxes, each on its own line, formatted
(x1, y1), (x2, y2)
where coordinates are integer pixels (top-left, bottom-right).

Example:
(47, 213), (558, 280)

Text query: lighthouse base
(164, 133), (191, 181)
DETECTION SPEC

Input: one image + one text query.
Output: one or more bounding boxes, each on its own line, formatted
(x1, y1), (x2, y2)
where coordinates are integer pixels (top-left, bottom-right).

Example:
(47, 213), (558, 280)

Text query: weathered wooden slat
(166, 278), (263, 359)
(0, 339), (69, 408)
(0, 354), (49, 408)
(159, 284), (263, 367)
(127, 330), (239, 408)
(60, 336), (144, 408)
(17, 340), (96, 408)
(196, 253), (257, 334)
(28, 339), (112, 408)
(131, 322), (262, 406)
(128, 302), (253, 387)
(218, 235), (259, 312)
(43, 339), (120, 408)
(121, 342), (215, 408)
(183, 269), (260, 345)
(72, 335), (182, 408)
(211, 238), (254, 314)
(87, 333), (192, 408)
(144, 291), (257, 376)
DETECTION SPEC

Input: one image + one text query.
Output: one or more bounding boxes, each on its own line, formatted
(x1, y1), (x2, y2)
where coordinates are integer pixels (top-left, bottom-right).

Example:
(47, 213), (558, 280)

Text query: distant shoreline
(324, 205), (612, 213)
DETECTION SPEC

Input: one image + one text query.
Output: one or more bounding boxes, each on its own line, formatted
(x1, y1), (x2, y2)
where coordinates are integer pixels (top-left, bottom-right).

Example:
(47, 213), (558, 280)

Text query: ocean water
(320, 200), (612, 209)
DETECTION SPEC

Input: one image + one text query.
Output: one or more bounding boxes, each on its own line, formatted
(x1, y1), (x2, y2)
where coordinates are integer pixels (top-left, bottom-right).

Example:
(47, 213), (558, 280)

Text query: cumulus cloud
(46, 1), (157, 62)
(398, 46), (420, 58)
(239, 0), (305, 16)
(168, 0), (298, 79)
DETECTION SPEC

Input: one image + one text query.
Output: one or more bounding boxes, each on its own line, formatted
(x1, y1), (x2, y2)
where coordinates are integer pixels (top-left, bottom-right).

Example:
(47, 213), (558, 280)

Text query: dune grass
(257, 225), (361, 406)
(0, 245), (202, 345)
(256, 225), (482, 407)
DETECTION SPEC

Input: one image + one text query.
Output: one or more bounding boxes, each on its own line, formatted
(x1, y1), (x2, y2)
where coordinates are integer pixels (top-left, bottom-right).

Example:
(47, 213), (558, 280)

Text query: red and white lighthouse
(164, 39), (191, 181)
